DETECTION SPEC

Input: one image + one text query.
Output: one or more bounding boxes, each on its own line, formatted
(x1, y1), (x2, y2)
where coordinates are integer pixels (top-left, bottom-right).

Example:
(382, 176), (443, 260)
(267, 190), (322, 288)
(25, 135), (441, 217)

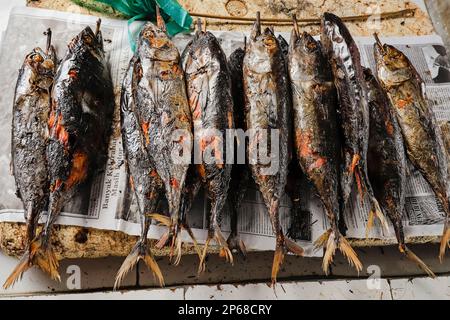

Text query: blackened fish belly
(6, 20), (115, 287)
(321, 13), (388, 237)
(374, 35), (450, 261)
(243, 13), (304, 285)
(365, 68), (434, 277)
(288, 22), (361, 274)
(182, 20), (234, 271)
(11, 30), (56, 245)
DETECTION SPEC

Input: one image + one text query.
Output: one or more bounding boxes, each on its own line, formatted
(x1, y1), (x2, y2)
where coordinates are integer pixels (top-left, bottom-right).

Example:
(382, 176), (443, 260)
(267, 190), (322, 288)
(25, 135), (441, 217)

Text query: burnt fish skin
(182, 20), (234, 271)
(134, 11), (193, 265)
(5, 20), (115, 288)
(226, 46), (249, 256)
(115, 56), (165, 289)
(243, 13), (304, 285)
(321, 13), (388, 235)
(288, 25), (361, 274)
(10, 30), (56, 248)
(374, 35), (450, 261)
(365, 68), (434, 277)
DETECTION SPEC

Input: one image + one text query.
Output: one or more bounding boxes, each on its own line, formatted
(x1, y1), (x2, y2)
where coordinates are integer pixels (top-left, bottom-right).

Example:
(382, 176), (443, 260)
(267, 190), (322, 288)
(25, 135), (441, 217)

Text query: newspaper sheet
(0, 7), (448, 256)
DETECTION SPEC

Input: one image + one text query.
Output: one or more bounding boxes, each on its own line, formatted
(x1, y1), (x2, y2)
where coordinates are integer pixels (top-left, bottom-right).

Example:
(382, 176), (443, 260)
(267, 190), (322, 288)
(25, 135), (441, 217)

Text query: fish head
(289, 31), (324, 81)
(374, 39), (412, 86)
(69, 26), (104, 60)
(138, 22), (179, 62)
(24, 46), (56, 90)
(184, 31), (222, 74)
(245, 27), (279, 74)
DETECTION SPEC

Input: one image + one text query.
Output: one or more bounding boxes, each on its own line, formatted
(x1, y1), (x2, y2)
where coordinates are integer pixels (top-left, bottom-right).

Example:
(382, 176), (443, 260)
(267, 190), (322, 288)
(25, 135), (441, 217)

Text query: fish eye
(83, 35), (93, 44)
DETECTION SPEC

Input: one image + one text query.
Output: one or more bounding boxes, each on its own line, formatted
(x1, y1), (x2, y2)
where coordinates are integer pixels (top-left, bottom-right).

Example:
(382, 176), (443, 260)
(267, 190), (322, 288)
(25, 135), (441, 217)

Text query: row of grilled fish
(7, 9), (449, 288)
(6, 21), (115, 288)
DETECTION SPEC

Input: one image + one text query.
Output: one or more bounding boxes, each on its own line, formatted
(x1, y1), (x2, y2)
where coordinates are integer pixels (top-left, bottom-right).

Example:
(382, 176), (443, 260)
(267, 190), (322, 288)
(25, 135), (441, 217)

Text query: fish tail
(114, 240), (164, 290)
(314, 229), (362, 275)
(149, 213), (201, 264)
(29, 234), (60, 281)
(149, 213), (172, 249)
(365, 198), (389, 237)
(3, 249), (32, 289)
(271, 236), (304, 285)
(227, 232), (247, 257)
(198, 227), (234, 275)
(4, 232), (60, 289)
(181, 221), (203, 260)
(439, 223), (450, 262)
(399, 244), (435, 278)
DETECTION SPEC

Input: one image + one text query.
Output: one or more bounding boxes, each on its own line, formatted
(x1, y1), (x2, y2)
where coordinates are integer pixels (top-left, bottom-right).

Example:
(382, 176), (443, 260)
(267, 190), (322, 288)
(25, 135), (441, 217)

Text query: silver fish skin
(321, 12), (387, 235)
(243, 14), (303, 284)
(182, 24), (234, 267)
(365, 67), (435, 277)
(374, 35), (450, 261)
(133, 20), (193, 254)
(115, 56), (165, 288)
(288, 28), (361, 274)
(11, 30), (57, 244)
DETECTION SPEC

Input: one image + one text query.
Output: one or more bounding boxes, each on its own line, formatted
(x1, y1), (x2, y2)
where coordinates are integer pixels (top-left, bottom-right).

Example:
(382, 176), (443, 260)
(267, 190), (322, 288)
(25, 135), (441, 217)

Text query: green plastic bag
(77, 0), (193, 51)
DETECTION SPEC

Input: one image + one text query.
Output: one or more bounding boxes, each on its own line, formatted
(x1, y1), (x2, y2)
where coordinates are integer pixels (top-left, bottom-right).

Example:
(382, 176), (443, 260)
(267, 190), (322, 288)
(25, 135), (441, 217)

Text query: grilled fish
(182, 19), (234, 271)
(135, 10), (193, 264)
(321, 13), (387, 236)
(226, 46), (249, 256)
(243, 13), (304, 284)
(365, 67), (434, 277)
(288, 22), (361, 274)
(5, 20), (115, 288)
(10, 30), (56, 247)
(374, 35), (450, 261)
(440, 121), (450, 175)
(115, 56), (165, 289)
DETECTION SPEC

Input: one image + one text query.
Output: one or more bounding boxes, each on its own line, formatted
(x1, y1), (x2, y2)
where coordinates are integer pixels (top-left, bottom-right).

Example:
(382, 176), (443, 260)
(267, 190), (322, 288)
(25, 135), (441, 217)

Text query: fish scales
(288, 24), (360, 274)
(374, 35), (450, 261)
(365, 67), (434, 277)
(182, 22), (234, 268)
(243, 13), (303, 284)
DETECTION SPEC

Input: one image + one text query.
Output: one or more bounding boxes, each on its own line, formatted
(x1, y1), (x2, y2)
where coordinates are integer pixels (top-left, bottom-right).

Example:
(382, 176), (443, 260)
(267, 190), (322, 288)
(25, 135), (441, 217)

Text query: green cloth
(74, 0), (193, 51)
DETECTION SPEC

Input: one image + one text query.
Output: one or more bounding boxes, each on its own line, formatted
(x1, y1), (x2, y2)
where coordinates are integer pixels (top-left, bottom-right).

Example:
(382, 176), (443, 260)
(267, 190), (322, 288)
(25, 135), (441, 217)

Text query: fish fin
(439, 224), (450, 262)
(366, 197), (389, 237)
(5, 235), (62, 286)
(399, 245), (435, 278)
(271, 237), (304, 285)
(314, 229), (362, 275)
(197, 228), (233, 275)
(148, 213), (171, 227)
(338, 235), (363, 274)
(181, 222), (203, 260)
(198, 237), (211, 274)
(30, 236), (60, 281)
(114, 240), (164, 290)
(271, 245), (285, 286)
(215, 228), (234, 265)
(3, 249), (33, 289)
(155, 231), (170, 249)
(285, 237), (304, 256)
(227, 233), (247, 257)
